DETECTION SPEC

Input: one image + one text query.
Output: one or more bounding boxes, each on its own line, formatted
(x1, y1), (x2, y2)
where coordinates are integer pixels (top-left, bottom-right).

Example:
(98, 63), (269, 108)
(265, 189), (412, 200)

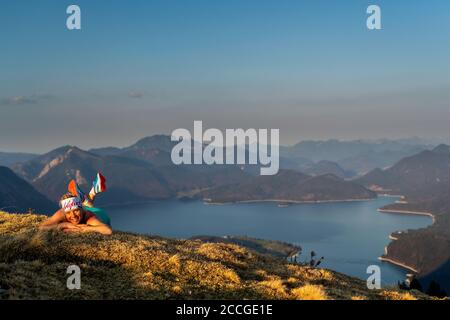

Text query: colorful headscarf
(60, 196), (83, 213)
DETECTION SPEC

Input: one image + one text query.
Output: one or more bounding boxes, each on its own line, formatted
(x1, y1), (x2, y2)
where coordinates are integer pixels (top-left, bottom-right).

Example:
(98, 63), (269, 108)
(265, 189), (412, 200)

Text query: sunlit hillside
(0, 211), (434, 300)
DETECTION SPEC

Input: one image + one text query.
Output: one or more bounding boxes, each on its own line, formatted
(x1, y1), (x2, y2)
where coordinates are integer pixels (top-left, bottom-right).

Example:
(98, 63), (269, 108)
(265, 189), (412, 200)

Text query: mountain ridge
(12, 140), (377, 207)
(356, 145), (450, 292)
(0, 166), (56, 213)
(202, 170), (376, 204)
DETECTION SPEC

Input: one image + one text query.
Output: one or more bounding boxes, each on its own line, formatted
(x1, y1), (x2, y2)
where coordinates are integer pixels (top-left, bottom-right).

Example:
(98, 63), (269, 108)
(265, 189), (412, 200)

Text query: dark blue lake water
(106, 196), (432, 287)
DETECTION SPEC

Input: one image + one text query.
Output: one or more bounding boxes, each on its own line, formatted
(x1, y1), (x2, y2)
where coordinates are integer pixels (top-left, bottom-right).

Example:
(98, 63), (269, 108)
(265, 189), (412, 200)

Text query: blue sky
(1, 0), (450, 152)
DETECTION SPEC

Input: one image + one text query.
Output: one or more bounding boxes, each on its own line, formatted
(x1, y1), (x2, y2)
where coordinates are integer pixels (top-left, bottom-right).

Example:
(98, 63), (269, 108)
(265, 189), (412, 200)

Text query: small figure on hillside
(39, 173), (112, 235)
(309, 251), (324, 268)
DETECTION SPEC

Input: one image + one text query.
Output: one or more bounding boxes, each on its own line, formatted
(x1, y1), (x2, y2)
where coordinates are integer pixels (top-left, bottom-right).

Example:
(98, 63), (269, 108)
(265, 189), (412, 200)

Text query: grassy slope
(0, 212), (431, 300)
(190, 236), (300, 259)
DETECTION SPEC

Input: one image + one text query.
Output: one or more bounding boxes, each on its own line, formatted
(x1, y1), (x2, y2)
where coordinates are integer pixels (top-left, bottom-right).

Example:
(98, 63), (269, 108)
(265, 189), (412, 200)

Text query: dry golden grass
(0, 212), (434, 300)
(380, 291), (417, 300)
(291, 284), (327, 300)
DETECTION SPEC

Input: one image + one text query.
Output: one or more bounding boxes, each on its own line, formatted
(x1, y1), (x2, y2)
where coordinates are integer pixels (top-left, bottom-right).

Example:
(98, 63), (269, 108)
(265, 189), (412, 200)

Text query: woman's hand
(76, 224), (91, 232)
(68, 224), (96, 233)
(79, 223), (112, 235)
(58, 222), (81, 232)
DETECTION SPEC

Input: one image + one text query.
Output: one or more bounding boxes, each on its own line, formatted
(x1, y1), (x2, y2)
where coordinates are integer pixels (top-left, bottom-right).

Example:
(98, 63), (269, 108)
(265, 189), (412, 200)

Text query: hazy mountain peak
(132, 135), (173, 149)
(432, 144), (450, 154)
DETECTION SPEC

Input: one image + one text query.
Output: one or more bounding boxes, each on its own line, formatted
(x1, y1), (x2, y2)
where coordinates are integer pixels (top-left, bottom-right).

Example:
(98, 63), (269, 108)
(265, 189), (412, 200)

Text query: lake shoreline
(204, 197), (376, 205)
(377, 201), (436, 275)
(378, 256), (419, 273)
(378, 208), (436, 224)
(106, 196), (430, 285)
(205, 195), (434, 278)
(101, 195), (381, 208)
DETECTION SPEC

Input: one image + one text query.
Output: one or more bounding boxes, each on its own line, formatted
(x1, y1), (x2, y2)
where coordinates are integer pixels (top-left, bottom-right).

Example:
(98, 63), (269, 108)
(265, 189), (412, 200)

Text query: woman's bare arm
(39, 210), (77, 231)
(80, 217), (112, 235)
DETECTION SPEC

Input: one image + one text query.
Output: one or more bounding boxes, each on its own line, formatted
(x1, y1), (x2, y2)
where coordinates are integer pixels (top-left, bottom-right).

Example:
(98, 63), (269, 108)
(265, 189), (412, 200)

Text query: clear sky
(1, 0), (450, 152)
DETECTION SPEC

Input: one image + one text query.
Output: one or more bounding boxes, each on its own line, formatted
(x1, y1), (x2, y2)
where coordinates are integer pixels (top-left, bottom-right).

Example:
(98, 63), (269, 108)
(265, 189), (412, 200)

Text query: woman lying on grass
(40, 173), (112, 235)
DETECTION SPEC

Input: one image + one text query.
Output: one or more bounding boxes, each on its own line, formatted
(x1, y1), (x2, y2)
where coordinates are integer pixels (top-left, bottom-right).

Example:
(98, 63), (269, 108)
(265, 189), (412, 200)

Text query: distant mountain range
(89, 135), (175, 166)
(11, 142), (250, 206)
(300, 160), (355, 179)
(0, 151), (37, 167)
(12, 146), (174, 204)
(88, 136), (435, 178)
(0, 166), (55, 213)
(356, 144), (450, 197)
(357, 144), (450, 292)
(280, 139), (431, 176)
(2, 137), (433, 177)
(2, 135), (386, 208)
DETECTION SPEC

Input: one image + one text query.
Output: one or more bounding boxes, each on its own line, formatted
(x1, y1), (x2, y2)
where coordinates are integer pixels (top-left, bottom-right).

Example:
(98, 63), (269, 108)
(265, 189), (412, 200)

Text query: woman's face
(65, 208), (83, 225)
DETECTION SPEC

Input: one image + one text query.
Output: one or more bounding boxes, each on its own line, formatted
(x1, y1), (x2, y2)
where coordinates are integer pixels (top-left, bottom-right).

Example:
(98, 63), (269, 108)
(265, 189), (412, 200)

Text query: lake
(106, 196), (432, 287)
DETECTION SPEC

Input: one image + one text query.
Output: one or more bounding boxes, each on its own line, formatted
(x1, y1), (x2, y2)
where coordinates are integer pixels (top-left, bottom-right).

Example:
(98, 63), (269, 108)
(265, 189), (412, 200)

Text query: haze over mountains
(6, 135), (376, 208)
(89, 135), (175, 166)
(0, 151), (37, 167)
(357, 144), (450, 197)
(0, 136), (436, 210)
(1, 135), (432, 174)
(300, 160), (355, 179)
(280, 138), (431, 176)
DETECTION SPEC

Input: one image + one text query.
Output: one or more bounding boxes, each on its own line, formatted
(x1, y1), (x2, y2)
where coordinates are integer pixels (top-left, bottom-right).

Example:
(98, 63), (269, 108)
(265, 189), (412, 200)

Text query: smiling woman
(39, 174), (112, 235)
(39, 193), (112, 236)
